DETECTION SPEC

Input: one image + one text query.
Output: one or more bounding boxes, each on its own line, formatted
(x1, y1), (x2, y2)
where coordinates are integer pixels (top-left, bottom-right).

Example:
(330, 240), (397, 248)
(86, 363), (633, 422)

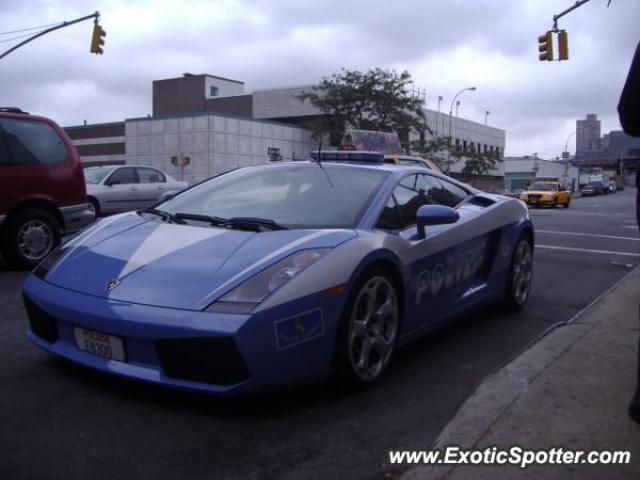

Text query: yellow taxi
(520, 181), (571, 208)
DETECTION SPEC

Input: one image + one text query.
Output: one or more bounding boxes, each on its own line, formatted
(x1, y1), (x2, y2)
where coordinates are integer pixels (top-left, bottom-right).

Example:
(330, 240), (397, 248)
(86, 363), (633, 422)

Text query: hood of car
(44, 213), (356, 310)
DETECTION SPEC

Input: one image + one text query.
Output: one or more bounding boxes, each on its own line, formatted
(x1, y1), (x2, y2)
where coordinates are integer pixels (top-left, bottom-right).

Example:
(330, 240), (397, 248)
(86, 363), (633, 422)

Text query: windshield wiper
(222, 217), (288, 231)
(141, 208), (186, 224)
(174, 212), (227, 225)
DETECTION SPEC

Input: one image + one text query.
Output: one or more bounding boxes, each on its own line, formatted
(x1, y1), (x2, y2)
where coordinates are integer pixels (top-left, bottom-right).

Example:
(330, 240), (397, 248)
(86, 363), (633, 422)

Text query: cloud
(0, 0), (638, 156)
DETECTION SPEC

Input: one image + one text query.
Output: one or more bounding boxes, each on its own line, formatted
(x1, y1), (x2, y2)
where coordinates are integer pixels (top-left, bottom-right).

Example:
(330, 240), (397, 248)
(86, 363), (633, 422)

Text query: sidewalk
(403, 267), (640, 480)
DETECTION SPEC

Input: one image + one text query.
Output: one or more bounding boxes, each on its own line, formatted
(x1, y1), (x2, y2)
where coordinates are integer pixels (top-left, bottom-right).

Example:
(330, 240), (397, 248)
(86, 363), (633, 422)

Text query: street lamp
(455, 100), (461, 117)
(447, 86), (477, 174)
(436, 95), (443, 135)
(485, 110), (490, 125)
(563, 131), (576, 157)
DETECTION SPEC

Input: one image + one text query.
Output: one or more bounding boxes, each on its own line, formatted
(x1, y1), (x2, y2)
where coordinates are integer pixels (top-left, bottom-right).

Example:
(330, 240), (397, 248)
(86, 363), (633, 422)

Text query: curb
(401, 265), (640, 480)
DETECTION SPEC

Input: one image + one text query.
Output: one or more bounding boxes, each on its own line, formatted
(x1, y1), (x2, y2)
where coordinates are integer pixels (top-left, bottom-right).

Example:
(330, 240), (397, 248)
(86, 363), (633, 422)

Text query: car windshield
(589, 181), (602, 187)
(84, 166), (114, 184)
(528, 182), (557, 191)
(158, 163), (390, 229)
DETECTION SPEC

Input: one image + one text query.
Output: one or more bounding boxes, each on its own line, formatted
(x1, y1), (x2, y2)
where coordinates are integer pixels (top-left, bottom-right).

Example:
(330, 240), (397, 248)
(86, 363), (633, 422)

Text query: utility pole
(1, 12), (102, 60)
(446, 87), (476, 175)
(436, 95), (443, 136)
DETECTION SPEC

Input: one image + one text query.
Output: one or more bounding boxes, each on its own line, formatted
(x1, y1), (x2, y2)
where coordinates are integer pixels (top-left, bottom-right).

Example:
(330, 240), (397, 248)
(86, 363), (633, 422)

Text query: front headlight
(205, 248), (331, 313)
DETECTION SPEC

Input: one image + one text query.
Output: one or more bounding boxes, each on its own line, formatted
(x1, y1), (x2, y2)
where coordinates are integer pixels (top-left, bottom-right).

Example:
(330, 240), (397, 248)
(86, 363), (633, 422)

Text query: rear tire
(500, 236), (533, 312)
(1, 209), (61, 269)
(87, 197), (100, 219)
(334, 267), (401, 388)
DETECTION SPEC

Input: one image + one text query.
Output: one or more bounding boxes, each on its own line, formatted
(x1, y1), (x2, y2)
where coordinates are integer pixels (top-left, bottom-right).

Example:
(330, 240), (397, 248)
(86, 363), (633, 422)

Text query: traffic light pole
(552, 0), (591, 31)
(0, 11), (99, 60)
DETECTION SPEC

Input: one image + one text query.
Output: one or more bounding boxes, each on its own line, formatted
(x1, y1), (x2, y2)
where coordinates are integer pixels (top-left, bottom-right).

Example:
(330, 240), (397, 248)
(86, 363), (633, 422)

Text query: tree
(411, 135), (449, 170)
(461, 146), (502, 179)
(413, 137), (502, 178)
(296, 68), (427, 147)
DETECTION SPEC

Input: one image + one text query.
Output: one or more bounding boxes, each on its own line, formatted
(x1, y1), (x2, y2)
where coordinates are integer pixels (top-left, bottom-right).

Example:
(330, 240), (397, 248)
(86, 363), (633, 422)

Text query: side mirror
(104, 179), (119, 186)
(416, 205), (460, 240)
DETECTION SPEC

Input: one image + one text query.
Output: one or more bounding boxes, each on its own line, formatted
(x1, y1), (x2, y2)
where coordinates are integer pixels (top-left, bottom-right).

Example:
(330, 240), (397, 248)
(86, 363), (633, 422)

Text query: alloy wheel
(348, 276), (399, 382)
(17, 220), (54, 261)
(512, 240), (533, 306)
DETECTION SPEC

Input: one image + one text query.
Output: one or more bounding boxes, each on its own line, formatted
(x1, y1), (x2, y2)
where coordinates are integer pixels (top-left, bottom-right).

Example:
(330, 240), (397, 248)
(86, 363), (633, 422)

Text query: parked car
(24, 150), (533, 395)
(0, 108), (93, 268)
(581, 181), (607, 196)
(84, 165), (188, 217)
(520, 181), (571, 208)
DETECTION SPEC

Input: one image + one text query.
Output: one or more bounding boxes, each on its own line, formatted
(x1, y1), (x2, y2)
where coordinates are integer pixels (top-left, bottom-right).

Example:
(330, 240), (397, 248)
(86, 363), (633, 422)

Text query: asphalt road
(1, 189), (638, 480)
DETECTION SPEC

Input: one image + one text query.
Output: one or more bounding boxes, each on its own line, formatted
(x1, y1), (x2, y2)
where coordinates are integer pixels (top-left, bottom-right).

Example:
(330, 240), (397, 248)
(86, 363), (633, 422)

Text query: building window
(210, 86), (219, 97)
(463, 140), (467, 152)
(455, 138), (460, 147)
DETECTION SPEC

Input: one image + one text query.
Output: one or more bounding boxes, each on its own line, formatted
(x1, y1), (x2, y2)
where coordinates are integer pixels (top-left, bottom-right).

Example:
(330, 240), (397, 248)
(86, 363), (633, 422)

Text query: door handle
(129, 187), (138, 191)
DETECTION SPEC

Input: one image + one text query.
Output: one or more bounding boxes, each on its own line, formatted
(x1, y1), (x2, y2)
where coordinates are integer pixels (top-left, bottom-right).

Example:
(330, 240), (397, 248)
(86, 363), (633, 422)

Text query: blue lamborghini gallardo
(23, 151), (533, 395)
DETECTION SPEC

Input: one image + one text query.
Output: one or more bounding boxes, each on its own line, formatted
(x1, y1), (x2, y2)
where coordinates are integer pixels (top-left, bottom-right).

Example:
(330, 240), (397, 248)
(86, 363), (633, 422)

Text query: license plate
(74, 327), (126, 362)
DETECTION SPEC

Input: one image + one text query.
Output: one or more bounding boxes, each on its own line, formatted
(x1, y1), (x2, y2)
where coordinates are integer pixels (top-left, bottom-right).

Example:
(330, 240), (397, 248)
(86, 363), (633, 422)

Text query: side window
(431, 178), (469, 207)
(0, 118), (67, 165)
(0, 129), (11, 165)
(394, 174), (435, 227)
(376, 196), (402, 230)
(107, 167), (136, 185)
(137, 167), (165, 183)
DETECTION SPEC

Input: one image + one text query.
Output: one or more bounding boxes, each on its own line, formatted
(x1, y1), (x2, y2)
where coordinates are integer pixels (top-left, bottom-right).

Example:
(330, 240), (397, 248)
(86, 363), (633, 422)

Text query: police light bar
(309, 150), (384, 162)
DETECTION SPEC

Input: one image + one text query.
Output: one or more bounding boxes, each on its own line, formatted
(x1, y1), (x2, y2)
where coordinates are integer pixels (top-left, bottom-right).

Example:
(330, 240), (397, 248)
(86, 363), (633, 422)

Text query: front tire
(501, 236), (533, 312)
(1, 209), (61, 269)
(334, 268), (401, 387)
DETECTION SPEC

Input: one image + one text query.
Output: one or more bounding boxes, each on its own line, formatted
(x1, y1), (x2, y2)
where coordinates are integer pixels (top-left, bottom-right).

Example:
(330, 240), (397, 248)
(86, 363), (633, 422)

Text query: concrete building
(65, 73), (506, 184)
(504, 156), (579, 192)
(576, 113), (601, 154)
(64, 121), (126, 166)
(125, 113), (316, 184)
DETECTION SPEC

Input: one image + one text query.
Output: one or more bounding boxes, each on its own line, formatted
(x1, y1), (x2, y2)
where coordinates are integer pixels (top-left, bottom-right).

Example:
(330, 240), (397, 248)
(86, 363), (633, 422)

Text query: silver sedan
(84, 165), (188, 217)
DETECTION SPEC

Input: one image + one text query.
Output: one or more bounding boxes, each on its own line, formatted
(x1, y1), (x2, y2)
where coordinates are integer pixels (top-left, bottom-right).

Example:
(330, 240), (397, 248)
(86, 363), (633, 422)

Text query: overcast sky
(1, 0), (638, 157)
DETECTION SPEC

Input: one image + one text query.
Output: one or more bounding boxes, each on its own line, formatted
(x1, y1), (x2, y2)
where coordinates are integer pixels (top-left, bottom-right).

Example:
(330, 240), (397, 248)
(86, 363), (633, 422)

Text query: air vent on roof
(467, 195), (496, 208)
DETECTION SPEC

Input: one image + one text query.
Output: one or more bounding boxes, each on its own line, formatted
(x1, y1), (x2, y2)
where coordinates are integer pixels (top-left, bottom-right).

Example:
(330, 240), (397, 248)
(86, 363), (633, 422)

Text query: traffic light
(558, 30), (569, 61)
(90, 23), (106, 54)
(538, 31), (553, 61)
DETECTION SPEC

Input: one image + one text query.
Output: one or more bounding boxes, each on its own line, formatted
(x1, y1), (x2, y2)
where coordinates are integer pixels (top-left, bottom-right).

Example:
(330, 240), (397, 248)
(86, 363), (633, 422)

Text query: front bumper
(23, 275), (339, 395)
(60, 203), (94, 234)
(521, 196), (555, 207)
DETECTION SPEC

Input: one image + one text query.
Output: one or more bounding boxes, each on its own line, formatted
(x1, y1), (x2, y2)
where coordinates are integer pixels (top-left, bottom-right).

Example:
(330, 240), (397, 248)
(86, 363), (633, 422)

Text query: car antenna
(313, 139), (334, 188)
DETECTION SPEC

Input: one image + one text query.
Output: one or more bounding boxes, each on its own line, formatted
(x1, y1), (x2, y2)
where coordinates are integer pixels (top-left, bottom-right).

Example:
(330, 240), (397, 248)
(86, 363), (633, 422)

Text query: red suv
(0, 108), (93, 268)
